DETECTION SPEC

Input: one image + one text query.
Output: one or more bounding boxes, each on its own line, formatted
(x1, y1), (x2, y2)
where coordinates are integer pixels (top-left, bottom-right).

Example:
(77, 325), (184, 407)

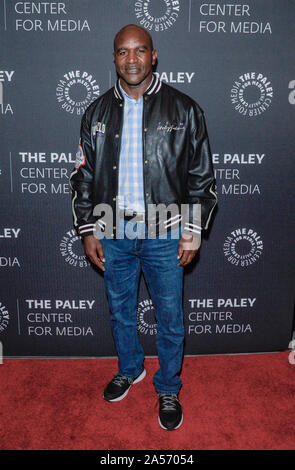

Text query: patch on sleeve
(75, 144), (86, 169)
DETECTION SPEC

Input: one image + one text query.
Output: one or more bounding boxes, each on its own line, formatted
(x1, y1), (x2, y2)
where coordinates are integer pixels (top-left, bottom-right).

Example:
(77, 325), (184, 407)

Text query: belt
(118, 208), (145, 222)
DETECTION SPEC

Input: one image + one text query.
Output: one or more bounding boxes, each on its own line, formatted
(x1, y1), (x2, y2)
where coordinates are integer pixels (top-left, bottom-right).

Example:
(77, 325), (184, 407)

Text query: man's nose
(127, 51), (137, 63)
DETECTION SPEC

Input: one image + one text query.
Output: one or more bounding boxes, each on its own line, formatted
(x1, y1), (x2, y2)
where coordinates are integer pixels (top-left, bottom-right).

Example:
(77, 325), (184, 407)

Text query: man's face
(114, 28), (157, 87)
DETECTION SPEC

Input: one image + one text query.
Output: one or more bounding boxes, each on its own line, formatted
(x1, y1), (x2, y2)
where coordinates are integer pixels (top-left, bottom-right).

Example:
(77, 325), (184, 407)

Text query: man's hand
(177, 232), (200, 267)
(83, 235), (106, 271)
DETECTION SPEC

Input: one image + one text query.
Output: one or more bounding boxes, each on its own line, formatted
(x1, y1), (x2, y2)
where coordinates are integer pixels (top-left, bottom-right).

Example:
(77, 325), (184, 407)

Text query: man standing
(70, 24), (217, 431)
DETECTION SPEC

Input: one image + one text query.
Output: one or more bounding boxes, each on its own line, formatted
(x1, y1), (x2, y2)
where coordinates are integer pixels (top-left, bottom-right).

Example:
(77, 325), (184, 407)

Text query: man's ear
(152, 49), (157, 65)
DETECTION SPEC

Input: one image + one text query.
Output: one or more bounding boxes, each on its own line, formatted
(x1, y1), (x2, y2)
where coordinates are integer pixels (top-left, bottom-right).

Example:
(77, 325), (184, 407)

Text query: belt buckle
(124, 209), (135, 218)
(121, 209), (144, 222)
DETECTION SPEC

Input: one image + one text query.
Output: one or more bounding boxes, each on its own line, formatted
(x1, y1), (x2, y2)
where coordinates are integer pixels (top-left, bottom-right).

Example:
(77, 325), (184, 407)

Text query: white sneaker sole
(104, 368), (146, 402)
(158, 413), (183, 431)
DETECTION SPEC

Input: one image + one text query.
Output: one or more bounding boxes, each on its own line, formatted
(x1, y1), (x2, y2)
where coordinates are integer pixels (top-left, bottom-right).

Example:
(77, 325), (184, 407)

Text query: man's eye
(119, 51), (126, 56)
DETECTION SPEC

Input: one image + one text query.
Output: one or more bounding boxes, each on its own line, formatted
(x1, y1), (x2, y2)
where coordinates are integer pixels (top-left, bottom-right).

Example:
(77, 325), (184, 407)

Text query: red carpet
(0, 352), (294, 450)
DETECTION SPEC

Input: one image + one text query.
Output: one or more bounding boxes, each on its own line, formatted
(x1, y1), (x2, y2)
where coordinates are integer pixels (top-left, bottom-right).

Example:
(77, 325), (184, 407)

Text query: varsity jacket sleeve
(183, 103), (217, 238)
(69, 109), (97, 237)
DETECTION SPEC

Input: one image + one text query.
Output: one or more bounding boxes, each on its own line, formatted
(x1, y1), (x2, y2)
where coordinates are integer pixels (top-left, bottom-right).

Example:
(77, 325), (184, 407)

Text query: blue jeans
(100, 218), (184, 395)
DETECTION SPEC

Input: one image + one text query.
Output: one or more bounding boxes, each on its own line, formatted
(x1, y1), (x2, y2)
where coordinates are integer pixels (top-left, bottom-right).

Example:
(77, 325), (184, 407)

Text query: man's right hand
(83, 235), (105, 271)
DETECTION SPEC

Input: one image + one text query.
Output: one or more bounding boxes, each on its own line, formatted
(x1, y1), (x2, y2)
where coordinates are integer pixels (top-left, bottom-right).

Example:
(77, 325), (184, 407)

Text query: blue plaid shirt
(117, 82), (145, 213)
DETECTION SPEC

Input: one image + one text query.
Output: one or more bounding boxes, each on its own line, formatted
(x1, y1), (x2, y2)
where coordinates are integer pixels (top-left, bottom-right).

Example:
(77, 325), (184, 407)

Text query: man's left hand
(177, 232), (200, 266)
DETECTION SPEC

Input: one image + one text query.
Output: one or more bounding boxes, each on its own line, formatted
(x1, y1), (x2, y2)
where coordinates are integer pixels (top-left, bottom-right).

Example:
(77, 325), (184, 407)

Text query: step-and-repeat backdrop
(1, 0), (295, 357)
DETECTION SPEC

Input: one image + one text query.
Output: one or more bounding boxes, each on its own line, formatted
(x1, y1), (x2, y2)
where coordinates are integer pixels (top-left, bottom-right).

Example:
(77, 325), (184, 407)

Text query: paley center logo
(154, 71), (195, 84)
(0, 227), (21, 268)
(223, 228), (263, 267)
(288, 80), (295, 105)
(134, 0), (180, 31)
(0, 302), (9, 333)
(137, 299), (157, 336)
(230, 72), (273, 117)
(0, 70), (15, 115)
(56, 70), (100, 115)
(59, 229), (89, 268)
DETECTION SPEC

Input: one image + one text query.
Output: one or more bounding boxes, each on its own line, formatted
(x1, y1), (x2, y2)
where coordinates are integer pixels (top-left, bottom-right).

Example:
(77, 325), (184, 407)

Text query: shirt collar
(119, 80), (144, 103)
(114, 73), (162, 101)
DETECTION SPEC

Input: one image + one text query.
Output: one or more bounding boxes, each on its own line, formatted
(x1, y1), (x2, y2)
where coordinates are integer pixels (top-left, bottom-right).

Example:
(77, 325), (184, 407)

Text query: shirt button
(144, 160), (148, 164)
(115, 134), (119, 138)
(144, 128), (148, 132)
(113, 197), (116, 201)
(113, 165), (117, 170)
(146, 192), (149, 197)
(119, 103), (123, 107)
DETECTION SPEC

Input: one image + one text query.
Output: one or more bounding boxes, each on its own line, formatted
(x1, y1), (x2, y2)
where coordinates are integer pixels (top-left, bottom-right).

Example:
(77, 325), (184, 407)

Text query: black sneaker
(158, 394), (183, 430)
(103, 368), (146, 402)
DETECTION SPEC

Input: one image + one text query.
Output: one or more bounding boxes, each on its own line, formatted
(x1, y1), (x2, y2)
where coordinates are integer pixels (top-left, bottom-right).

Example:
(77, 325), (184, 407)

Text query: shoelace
(112, 375), (133, 386)
(159, 394), (179, 411)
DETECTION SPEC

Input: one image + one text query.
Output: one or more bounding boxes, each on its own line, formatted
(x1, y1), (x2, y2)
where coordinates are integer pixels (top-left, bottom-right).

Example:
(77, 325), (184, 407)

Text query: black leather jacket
(70, 74), (217, 239)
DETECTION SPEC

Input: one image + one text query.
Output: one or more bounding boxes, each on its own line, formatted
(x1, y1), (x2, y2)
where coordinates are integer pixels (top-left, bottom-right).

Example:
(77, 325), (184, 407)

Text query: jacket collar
(114, 73), (162, 101)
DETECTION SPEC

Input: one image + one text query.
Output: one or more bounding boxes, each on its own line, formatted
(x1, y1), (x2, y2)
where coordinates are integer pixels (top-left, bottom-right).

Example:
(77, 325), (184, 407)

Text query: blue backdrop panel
(1, 0), (294, 357)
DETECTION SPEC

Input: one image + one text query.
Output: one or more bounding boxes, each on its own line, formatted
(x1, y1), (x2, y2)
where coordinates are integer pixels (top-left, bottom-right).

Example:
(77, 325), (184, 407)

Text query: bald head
(113, 23), (157, 96)
(114, 24), (154, 52)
